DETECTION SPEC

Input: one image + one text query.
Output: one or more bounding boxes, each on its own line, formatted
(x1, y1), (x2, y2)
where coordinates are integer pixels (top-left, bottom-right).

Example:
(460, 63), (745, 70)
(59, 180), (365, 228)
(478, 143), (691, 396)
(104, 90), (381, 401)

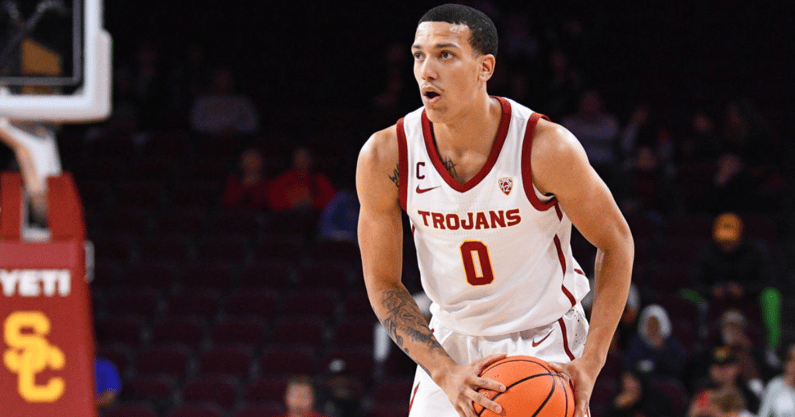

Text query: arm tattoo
(388, 163), (399, 188)
(379, 289), (445, 373)
(441, 156), (458, 180)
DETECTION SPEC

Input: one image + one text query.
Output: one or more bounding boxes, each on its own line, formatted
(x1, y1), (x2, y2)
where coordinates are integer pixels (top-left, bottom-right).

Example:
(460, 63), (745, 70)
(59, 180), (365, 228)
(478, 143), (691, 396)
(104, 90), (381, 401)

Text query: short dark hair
(418, 4), (498, 56)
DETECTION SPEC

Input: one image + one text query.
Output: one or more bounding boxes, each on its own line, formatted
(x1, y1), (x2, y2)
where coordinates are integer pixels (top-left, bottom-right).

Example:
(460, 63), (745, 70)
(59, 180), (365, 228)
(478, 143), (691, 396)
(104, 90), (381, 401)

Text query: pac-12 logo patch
(498, 177), (513, 195)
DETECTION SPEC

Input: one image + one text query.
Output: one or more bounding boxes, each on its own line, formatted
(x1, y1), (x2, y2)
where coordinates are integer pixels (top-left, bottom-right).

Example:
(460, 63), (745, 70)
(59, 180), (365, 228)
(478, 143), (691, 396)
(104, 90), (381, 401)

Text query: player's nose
(417, 59), (438, 81)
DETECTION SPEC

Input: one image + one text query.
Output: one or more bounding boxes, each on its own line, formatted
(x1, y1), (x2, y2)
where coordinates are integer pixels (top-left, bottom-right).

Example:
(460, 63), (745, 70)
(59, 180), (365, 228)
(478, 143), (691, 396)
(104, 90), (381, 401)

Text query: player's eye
(441, 51), (453, 59)
(413, 52), (423, 60)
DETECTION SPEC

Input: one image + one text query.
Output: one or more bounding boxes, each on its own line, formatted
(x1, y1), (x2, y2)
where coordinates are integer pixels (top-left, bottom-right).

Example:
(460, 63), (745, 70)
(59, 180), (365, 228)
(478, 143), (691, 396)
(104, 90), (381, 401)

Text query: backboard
(0, 0), (110, 123)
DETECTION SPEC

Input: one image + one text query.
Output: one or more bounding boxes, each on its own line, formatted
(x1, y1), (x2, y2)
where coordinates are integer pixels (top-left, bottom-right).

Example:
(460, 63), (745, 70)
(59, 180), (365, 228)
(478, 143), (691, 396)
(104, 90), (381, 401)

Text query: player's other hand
(435, 353), (507, 417)
(549, 357), (601, 417)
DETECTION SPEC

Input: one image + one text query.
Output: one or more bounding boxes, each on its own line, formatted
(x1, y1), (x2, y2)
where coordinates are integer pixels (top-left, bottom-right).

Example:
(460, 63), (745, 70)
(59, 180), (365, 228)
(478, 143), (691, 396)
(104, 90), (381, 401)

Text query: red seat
(96, 343), (134, 379)
(114, 180), (166, 210)
(310, 239), (361, 265)
(279, 290), (337, 318)
(118, 260), (178, 291)
(95, 315), (145, 346)
(224, 289), (278, 318)
(104, 403), (158, 417)
(182, 375), (240, 410)
(167, 288), (222, 318)
(136, 344), (191, 378)
(270, 316), (326, 347)
(125, 374), (176, 401)
(168, 180), (220, 209)
(296, 260), (352, 291)
(197, 345), (253, 378)
(92, 233), (136, 263)
(210, 317), (267, 346)
(104, 288), (162, 319)
(255, 234), (306, 262)
(233, 402), (285, 417)
(244, 376), (289, 404)
(208, 210), (263, 240)
(138, 233), (193, 263)
(180, 262), (235, 291)
(196, 235), (249, 264)
(154, 208), (208, 237)
(238, 260), (295, 290)
(258, 345), (317, 376)
(366, 404), (410, 417)
(370, 377), (414, 404)
(166, 403), (226, 417)
(151, 315), (206, 346)
(332, 317), (377, 346)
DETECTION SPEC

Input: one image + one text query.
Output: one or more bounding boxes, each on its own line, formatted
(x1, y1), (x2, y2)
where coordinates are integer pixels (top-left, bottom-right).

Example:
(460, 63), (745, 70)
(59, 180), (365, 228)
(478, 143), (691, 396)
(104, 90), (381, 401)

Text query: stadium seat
(166, 403), (226, 417)
(650, 377), (689, 416)
(254, 234), (306, 263)
(258, 345), (317, 376)
(124, 374), (176, 402)
(151, 315), (206, 346)
(138, 233), (193, 263)
(233, 402), (285, 417)
(321, 345), (374, 384)
(196, 234), (249, 264)
(168, 180), (221, 210)
(167, 288), (222, 319)
(223, 288), (278, 319)
(370, 377), (414, 404)
(196, 345), (254, 378)
(104, 403), (158, 417)
(104, 287), (162, 319)
(296, 260), (352, 292)
(238, 260), (295, 290)
(181, 374), (240, 410)
(207, 209), (264, 240)
(135, 344), (191, 379)
(96, 342), (135, 379)
(209, 317), (267, 346)
(331, 317), (377, 347)
(279, 290), (337, 318)
(310, 239), (361, 265)
(153, 208), (209, 238)
(118, 260), (179, 291)
(270, 316), (326, 347)
(95, 315), (145, 347)
(113, 180), (166, 211)
(244, 376), (289, 404)
(366, 404), (410, 417)
(92, 233), (136, 263)
(180, 261), (236, 291)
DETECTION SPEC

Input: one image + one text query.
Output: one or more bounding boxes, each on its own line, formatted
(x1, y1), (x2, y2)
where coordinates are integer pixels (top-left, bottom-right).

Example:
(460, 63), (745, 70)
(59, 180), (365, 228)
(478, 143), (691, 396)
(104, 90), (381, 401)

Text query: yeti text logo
(3, 311), (66, 402)
(0, 270), (71, 297)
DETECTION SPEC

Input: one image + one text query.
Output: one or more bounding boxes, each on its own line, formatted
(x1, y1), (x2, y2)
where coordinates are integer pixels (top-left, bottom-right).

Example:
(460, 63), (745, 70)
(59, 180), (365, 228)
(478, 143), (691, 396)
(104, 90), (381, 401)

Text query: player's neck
(432, 95), (501, 156)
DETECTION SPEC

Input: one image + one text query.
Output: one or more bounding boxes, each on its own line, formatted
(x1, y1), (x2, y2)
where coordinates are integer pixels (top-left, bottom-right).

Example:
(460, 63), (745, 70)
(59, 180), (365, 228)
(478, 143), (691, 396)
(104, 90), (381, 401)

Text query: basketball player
(356, 4), (634, 417)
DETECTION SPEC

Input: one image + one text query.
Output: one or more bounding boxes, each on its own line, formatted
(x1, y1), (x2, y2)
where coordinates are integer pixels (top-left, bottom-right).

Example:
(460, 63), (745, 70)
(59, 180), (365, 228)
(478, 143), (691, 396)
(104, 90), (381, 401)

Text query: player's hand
(549, 357), (601, 417)
(435, 353), (507, 417)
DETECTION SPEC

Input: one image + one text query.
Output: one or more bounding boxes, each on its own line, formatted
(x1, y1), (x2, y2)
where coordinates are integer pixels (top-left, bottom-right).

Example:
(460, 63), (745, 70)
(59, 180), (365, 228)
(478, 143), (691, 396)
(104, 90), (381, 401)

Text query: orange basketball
(474, 355), (574, 417)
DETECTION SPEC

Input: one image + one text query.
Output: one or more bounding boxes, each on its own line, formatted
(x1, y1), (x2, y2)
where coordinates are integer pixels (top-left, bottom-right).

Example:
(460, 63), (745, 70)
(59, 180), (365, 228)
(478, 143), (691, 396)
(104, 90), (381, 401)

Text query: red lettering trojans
(416, 209), (521, 230)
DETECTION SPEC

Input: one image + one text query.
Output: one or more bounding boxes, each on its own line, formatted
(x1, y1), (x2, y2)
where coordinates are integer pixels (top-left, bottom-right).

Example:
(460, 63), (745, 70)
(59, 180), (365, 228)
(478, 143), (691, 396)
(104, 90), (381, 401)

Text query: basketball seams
(476, 355), (573, 417)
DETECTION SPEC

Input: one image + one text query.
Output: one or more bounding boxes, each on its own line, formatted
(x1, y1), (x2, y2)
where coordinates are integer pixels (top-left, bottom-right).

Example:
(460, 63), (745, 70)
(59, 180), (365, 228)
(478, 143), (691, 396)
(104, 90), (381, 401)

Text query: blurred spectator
(758, 344), (795, 417)
(274, 375), (330, 417)
(501, 12), (540, 71)
(676, 110), (722, 165)
(706, 153), (762, 215)
(95, 356), (121, 415)
(602, 368), (675, 417)
(318, 188), (359, 243)
(707, 310), (773, 394)
(539, 48), (583, 120)
(687, 346), (761, 415)
(190, 67), (260, 135)
(708, 385), (756, 417)
(690, 212), (779, 344)
(268, 147), (336, 213)
(129, 42), (168, 130)
(561, 90), (620, 183)
(624, 304), (687, 380)
(320, 359), (363, 417)
(167, 42), (212, 126)
(721, 98), (778, 169)
(221, 147), (271, 211)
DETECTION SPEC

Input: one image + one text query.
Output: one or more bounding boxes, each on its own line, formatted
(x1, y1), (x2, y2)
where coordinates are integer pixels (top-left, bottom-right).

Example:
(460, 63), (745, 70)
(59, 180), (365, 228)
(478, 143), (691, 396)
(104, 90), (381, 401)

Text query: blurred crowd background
(2, 1), (793, 417)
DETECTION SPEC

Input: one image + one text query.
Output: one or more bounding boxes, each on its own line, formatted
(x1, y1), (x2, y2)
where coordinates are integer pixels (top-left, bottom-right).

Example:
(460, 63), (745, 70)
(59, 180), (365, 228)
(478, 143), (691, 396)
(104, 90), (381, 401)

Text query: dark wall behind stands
(105, 0), (793, 139)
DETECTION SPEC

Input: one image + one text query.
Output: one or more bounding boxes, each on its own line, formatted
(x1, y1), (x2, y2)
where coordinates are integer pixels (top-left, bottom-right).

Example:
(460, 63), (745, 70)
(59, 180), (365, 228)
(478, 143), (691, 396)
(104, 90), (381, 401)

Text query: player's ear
(478, 54), (496, 82)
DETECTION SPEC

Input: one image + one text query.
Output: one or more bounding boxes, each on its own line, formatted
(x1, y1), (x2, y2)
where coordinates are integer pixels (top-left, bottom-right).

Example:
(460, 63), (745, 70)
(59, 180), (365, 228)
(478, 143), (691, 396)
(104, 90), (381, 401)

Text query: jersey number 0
(460, 241), (494, 285)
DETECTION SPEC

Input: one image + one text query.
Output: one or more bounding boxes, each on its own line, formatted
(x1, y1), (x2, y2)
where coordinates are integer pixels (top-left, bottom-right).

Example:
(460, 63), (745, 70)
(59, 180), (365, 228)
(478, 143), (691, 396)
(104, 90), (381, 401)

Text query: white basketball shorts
(407, 304), (589, 417)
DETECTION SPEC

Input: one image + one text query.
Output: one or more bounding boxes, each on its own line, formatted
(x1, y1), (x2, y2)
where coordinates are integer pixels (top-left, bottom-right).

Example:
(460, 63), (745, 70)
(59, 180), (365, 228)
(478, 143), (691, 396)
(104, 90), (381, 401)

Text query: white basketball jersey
(397, 97), (590, 336)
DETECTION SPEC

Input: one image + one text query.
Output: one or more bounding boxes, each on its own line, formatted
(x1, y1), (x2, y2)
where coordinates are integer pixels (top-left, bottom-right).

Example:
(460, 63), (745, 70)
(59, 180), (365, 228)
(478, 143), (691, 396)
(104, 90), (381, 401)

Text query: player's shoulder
(358, 124), (399, 171)
(533, 117), (584, 159)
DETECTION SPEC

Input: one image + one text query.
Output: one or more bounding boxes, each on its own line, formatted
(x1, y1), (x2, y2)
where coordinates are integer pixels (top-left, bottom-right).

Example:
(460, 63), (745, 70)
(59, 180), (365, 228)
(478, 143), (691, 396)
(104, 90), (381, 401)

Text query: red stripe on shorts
(557, 318), (576, 360)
